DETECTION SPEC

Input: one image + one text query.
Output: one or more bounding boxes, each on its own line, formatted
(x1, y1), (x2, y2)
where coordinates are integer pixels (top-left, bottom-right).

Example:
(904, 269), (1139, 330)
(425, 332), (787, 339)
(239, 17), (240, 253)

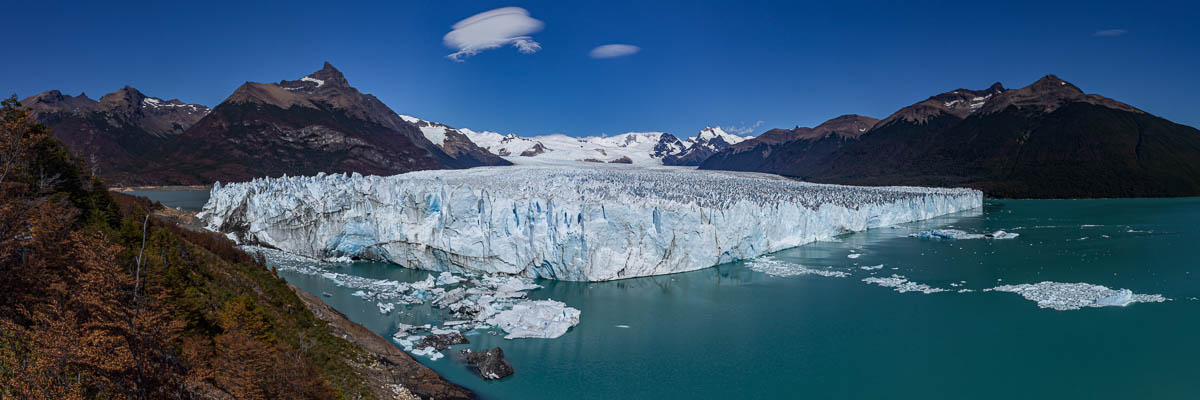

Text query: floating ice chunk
(436, 272), (462, 286)
(411, 274), (437, 290)
(746, 257), (850, 278)
(491, 300), (581, 339)
(395, 323), (430, 337)
(862, 275), (947, 294)
(410, 346), (443, 360)
(860, 264), (884, 271)
(990, 230), (1020, 239)
(615, 325), (630, 328)
(986, 282), (1168, 310)
(911, 229), (1018, 240)
(847, 253), (862, 259)
(377, 302), (395, 314)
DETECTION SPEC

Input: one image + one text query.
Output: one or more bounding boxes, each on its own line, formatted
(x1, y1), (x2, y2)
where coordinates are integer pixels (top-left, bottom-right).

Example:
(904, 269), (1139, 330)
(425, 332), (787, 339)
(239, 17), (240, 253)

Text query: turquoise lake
(136, 190), (1200, 399)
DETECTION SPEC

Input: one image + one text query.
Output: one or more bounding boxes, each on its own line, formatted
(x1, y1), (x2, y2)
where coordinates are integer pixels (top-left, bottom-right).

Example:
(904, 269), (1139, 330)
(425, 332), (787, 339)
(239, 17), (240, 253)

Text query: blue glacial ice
(200, 165), (981, 281)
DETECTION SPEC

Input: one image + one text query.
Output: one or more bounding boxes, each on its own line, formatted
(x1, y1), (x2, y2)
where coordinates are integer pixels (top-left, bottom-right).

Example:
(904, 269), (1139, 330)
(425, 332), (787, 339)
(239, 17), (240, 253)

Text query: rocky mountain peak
(310, 61), (349, 86)
(21, 90), (98, 115)
(979, 74), (1140, 115)
(277, 62), (350, 94)
(806, 114), (880, 139)
(879, 82), (1007, 126)
(98, 85), (148, 112)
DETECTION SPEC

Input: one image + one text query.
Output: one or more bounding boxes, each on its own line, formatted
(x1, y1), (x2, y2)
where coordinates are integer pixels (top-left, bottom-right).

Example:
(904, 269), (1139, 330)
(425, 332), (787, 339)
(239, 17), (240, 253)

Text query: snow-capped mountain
(661, 126), (750, 166)
(442, 124), (750, 166)
(396, 115), (509, 168)
(458, 129), (691, 165)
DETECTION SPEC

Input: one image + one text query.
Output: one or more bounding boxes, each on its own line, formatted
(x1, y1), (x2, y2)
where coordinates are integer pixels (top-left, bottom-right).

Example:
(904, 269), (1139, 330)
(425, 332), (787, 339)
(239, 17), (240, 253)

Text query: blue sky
(4, 0), (1199, 137)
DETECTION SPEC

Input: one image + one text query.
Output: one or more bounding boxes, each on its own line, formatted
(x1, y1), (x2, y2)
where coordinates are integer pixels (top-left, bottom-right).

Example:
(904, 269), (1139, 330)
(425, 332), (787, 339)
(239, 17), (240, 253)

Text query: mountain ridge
(700, 74), (1200, 198)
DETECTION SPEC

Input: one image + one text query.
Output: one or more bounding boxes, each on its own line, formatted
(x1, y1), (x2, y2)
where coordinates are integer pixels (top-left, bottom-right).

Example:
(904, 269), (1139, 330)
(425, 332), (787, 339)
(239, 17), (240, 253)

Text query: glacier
(199, 164), (982, 281)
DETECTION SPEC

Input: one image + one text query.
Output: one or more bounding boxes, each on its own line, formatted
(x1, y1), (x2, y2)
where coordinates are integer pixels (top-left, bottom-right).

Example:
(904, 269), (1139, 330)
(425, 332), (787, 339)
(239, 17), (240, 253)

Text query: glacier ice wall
(199, 165), (981, 281)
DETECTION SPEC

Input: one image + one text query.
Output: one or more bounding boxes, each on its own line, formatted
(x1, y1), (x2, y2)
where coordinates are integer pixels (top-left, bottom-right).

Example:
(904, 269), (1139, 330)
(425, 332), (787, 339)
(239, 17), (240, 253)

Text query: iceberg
(491, 300), (581, 339)
(200, 165), (981, 281)
(986, 282), (1168, 310)
(862, 275), (948, 294)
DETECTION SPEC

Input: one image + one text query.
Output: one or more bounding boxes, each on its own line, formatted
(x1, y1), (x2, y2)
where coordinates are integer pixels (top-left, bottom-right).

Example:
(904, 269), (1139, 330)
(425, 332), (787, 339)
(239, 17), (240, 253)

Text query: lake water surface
(136, 190), (1200, 399)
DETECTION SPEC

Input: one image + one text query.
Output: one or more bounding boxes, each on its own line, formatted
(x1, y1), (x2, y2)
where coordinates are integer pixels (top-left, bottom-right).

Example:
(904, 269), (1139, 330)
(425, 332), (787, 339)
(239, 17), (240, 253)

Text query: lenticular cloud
(444, 7), (544, 61)
(589, 44), (641, 59)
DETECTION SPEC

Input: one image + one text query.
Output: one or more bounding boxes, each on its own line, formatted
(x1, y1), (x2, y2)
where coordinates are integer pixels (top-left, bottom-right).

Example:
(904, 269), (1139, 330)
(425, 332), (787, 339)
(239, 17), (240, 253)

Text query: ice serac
(199, 165), (982, 281)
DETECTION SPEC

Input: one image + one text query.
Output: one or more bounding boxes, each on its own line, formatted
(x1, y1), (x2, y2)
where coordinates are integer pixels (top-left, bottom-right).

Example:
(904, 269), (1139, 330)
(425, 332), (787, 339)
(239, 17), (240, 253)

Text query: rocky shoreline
(291, 285), (474, 400)
(148, 201), (476, 399)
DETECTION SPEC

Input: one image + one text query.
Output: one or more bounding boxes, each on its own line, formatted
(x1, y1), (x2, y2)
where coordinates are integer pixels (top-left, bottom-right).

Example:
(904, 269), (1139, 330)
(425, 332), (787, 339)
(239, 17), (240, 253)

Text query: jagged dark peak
(94, 85), (210, 117)
(21, 90), (98, 115)
(978, 74), (1141, 115)
(309, 61), (349, 86)
(278, 61), (351, 94)
(650, 132), (685, 158)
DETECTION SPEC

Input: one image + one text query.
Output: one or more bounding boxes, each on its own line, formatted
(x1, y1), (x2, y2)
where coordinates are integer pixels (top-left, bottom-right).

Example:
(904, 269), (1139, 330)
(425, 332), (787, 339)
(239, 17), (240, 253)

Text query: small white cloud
(1092, 29), (1127, 37)
(444, 7), (544, 61)
(589, 44), (641, 59)
(721, 120), (764, 136)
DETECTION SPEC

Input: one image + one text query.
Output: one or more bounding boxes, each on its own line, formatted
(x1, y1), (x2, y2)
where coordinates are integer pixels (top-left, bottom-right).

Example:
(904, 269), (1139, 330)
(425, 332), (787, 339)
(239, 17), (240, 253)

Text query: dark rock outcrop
(419, 331), (469, 351)
(461, 348), (515, 380)
(608, 156), (633, 164)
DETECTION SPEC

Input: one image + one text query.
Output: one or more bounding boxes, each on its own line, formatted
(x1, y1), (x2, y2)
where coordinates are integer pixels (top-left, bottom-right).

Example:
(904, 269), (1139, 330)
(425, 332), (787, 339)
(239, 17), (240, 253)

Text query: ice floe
(911, 229), (1019, 240)
(985, 282), (1169, 310)
(492, 300), (582, 339)
(859, 264), (884, 271)
(746, 257), (850, 278)
(244, 245), (581, 360)
(862, 275), (948, 294)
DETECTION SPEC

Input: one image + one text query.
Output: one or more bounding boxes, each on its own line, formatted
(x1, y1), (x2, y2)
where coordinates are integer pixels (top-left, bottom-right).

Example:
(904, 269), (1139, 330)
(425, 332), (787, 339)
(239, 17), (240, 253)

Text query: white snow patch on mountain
(301, 76), (325, 87)
(419, 125), (449, 146)
(200, 165), (981, 281)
